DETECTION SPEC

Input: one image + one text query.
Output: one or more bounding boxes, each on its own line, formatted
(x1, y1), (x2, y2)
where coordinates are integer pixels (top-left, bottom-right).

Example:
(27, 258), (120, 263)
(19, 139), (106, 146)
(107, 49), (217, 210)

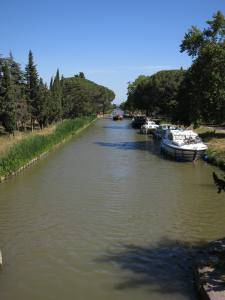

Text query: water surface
(0, 118), (224, 300)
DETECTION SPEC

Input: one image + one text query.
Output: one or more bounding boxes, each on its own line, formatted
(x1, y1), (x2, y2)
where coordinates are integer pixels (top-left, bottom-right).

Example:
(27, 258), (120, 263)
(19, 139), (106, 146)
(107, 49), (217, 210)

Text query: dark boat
(113, 114), (123, 120)
(112, 109), (124, 121)
(131, 115), (147, 128)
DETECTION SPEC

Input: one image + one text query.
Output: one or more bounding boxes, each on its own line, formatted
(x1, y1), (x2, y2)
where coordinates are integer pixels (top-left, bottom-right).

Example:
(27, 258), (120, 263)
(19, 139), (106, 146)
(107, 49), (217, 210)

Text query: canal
(0, 118), (224, 300)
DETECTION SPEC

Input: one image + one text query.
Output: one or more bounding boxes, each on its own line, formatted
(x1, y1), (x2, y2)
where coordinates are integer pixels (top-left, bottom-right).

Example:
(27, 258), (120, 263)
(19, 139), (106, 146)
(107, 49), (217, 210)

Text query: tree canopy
(177, 11), (225, 126)
(0, 51), (115, 133)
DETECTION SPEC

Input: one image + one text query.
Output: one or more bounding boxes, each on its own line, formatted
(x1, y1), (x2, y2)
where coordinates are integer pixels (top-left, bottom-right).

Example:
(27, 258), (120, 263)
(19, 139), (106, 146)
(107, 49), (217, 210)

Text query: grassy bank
(0, 116), (96, 179)
(196, 127), (225, 171)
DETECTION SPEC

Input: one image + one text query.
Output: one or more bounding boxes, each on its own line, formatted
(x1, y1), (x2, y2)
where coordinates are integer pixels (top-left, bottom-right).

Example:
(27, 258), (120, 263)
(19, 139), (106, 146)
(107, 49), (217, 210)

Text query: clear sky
(1, 0), (225, 104)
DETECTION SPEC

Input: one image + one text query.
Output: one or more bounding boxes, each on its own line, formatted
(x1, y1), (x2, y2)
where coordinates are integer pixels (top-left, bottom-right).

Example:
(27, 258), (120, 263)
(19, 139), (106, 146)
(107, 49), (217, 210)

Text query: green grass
(196, 127), (225, 171)
(0, 117), (95, 178)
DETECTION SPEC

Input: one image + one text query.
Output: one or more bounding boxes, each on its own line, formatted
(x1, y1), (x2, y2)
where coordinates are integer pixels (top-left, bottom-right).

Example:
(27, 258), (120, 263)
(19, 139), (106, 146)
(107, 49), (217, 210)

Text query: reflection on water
(0, 119), (224, 300)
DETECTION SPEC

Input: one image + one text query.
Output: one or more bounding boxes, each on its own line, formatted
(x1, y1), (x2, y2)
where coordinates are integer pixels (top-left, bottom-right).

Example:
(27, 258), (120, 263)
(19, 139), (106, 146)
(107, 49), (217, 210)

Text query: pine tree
(36, 78), (49, 129)
(0, 63), (16, 133)
(51, 69), (62, 121)
(24, 50), (39, 129)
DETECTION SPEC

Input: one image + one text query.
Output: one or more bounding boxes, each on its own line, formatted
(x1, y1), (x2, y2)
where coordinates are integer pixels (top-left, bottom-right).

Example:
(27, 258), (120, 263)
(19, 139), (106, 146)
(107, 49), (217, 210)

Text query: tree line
(0, 51), (115, 133)
(122, 11), (225, 127)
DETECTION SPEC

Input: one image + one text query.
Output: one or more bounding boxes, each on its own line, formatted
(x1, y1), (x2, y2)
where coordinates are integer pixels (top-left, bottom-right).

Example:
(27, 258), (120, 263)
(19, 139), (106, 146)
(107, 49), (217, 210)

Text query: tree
(0, 63), (16, 133)
(24, 50), (39, 129)
(36, 78), (49, 129)
(177, 11), (225, 126)
(124, 70), (185, 118)
(50, 69), (62, 121)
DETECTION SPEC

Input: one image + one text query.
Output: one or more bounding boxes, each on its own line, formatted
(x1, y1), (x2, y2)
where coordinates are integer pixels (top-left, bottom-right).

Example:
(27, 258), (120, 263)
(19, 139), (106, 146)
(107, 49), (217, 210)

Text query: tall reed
(0, 117), (95, 177)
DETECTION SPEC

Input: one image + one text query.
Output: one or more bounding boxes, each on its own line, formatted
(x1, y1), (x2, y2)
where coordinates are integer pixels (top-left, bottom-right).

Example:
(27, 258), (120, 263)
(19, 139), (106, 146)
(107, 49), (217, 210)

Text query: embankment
(0, 116), (96, 182)
(197, 128), (225, 171)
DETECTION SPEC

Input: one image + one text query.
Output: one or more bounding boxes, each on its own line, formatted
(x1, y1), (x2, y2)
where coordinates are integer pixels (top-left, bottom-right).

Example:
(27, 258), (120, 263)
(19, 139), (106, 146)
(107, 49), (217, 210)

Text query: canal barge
(161, 129), (208, 161)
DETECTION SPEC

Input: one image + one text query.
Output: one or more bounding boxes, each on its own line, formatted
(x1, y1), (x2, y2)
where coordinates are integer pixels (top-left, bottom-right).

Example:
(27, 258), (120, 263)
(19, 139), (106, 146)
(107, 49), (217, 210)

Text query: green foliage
(0, 63), (16, 133)
(0, 50), (115, 132)
(62, 76), (115, 117)
(50, 69), (62, 121)
(24, 50), (40, 121)
(0, 117), (95, 177)
(124, 70), (185, 117)
(177, 11), (225, 126)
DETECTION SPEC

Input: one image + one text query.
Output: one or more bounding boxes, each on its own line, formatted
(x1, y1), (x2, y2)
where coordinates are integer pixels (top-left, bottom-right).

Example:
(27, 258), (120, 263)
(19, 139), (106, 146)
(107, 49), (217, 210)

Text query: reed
(0, 117), (95, 177)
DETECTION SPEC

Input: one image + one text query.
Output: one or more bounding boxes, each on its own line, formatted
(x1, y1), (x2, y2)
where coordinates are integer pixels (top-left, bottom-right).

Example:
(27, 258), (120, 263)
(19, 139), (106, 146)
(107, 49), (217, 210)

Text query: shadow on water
(97, 238), (206, 298)
(103, 125), (132, 130)
(95, 140), (161, 156)
(95, 140), (208, 165)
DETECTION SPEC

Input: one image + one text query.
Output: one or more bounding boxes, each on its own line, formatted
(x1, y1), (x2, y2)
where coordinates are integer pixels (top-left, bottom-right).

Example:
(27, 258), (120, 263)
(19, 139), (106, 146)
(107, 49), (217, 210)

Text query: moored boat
(132, 115), (147, 128)
(140, 120), (159, 134)
(161, 129), (208, 161)
(154, 124), (177, 139)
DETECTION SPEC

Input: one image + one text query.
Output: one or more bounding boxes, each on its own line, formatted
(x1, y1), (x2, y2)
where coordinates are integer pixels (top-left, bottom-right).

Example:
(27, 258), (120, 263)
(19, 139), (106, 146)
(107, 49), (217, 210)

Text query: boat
(131, 115), (147, 128)
(140, 120), (159, 134)
(154, 124), (177, 139)
(113, 114), (123, 120)
(161, 129), (208, 161)
(112, 109), (124, 121)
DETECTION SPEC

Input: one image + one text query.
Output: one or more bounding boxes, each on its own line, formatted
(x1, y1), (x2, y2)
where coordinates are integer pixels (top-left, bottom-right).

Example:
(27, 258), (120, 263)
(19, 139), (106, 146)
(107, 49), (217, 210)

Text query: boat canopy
(166, 129), (200, 146)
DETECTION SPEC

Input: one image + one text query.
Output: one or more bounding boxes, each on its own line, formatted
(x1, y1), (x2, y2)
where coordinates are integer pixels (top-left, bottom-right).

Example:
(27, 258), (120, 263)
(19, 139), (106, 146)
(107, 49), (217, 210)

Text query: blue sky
(1, 0), (225, 104)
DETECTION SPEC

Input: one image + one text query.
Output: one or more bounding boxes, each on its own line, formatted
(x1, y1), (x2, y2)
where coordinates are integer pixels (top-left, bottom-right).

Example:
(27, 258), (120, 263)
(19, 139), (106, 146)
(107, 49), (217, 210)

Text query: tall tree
(50, 69), (62, 121)
(24, 50), (39, 129)
(0, 63), (16, 133)
(36, 78), (49, 129)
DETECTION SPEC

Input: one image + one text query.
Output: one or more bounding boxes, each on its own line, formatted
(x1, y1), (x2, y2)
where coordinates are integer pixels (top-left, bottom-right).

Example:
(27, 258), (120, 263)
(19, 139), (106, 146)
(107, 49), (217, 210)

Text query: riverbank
(0, 116), (96, 182)
(196, 127), (225, 171)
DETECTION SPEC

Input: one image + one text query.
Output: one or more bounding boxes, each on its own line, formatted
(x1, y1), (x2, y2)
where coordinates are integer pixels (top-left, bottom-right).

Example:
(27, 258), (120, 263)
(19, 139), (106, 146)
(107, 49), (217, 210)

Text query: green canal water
(0, 118), (224, 300)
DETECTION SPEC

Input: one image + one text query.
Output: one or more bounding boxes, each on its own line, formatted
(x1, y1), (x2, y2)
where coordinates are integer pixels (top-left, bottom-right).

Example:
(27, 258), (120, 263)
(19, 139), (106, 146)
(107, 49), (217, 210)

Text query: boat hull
(140, 127), (157, 134)
(113, 115), (123, 121)
(161, 142), (205, 161)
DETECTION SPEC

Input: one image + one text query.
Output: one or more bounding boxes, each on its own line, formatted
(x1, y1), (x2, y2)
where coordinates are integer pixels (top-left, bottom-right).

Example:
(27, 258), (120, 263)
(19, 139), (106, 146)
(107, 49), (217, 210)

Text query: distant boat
(113, 114), (123, 120)
(161, 129), (208, 161)
(112, 109), (124, 121)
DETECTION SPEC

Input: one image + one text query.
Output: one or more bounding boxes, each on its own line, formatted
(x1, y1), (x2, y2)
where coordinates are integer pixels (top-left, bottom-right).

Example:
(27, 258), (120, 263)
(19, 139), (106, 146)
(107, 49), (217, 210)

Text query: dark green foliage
(124, 70), (185, 118)
(50, 69), (62, 121)
(24, 50), (39, 122)
(0, 63), (16, 133)
(62, 76), (115, 117)
(36, 78), (49, 129)
(0, 50), (114, 132)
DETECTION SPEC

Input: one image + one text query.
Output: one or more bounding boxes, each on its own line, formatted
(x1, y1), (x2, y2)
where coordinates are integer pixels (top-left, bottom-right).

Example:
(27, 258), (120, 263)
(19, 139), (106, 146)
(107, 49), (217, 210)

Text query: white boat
(140, 120), (159, 134)
(154, 124), (177, 139)
(161, 129), (208, 161)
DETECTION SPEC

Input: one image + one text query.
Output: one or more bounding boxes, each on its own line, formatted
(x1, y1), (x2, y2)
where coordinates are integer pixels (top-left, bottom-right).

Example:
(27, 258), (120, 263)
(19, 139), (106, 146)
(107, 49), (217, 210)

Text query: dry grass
(0, 125), (56, 157)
